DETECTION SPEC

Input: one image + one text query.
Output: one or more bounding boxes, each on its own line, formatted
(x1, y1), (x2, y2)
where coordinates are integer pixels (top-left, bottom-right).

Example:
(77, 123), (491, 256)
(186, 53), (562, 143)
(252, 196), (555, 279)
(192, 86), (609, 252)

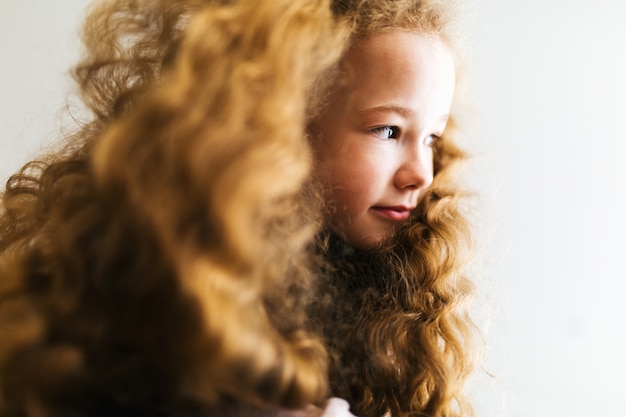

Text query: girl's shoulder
(292, 398), (355, 417)
(211, 398), (356, 417)
(317, 398), (356, 417)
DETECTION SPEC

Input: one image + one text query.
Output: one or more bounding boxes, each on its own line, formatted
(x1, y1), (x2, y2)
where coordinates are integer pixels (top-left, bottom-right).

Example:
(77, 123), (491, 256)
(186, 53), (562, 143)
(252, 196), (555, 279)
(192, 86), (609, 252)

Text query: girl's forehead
(341, 32), (454, 89)
(325, 31), (456, 129)
(350, 31), (446, 61)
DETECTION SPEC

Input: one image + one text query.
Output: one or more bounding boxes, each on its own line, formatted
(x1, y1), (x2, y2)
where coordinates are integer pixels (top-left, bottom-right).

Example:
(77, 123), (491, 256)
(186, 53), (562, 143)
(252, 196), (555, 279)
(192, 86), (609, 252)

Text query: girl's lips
(371, 206), (412, 221)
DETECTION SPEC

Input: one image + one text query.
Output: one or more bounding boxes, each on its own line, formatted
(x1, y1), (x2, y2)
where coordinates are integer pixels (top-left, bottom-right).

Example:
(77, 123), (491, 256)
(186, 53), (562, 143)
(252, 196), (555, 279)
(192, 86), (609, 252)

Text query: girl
(308, 2), (478, 416)
(0, 0), (478, 416)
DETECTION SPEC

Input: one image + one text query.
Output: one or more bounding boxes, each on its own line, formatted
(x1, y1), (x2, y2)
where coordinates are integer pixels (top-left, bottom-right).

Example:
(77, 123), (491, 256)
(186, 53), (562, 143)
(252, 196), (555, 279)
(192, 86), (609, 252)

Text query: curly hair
(0, 0), (346, 415)
(309, 1), (480, 417)
(0, 0), (479, 416)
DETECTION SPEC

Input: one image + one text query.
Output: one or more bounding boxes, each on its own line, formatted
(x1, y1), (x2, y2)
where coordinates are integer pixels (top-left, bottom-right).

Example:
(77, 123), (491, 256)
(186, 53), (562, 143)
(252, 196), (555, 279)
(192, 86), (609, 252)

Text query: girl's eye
(424, 134), (440, 147)
(371, 126), (400, 140)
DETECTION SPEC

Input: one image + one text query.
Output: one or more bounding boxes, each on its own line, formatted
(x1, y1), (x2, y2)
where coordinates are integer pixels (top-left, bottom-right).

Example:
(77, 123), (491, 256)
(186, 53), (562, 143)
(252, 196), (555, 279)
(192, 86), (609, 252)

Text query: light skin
(310, 31), (456, 249)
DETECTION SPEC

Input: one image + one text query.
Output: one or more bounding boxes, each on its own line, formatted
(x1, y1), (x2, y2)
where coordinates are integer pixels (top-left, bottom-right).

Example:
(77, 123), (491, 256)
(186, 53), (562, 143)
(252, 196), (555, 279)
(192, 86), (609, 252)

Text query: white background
(471, 1), (626, 416)
(2, 1), (626, 416)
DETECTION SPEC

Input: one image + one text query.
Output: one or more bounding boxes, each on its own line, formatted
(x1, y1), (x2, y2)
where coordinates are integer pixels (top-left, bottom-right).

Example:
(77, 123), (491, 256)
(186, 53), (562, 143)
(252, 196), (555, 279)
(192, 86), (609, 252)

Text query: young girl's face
(311, 32), (456, 249)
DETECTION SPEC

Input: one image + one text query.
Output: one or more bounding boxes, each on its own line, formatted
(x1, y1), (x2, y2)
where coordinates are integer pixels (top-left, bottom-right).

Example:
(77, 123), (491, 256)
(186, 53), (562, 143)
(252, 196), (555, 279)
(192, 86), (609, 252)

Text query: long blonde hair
(0, 0), (478, 416)
(0, 0), (346, 414)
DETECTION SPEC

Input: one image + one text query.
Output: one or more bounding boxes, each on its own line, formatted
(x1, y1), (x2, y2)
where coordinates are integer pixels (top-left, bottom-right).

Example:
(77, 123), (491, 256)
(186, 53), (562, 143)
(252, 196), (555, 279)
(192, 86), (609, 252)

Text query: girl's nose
(393, 147), (434, 190)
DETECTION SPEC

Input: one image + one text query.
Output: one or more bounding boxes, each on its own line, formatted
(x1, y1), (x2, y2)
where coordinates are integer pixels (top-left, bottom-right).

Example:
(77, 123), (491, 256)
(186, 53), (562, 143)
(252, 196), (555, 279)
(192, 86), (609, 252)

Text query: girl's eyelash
(371, 125), (400, 140)
(370, 127), (441, 146)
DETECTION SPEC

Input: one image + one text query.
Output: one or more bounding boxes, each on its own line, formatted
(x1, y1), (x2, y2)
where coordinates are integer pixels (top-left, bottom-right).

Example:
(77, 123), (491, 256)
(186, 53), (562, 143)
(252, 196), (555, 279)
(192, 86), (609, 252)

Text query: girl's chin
(330, 227), (394, 252)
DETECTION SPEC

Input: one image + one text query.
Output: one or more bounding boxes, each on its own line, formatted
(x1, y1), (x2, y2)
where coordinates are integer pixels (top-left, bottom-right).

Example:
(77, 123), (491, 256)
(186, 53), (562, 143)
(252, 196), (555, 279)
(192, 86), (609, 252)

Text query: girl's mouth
(370, 206), (412, 221)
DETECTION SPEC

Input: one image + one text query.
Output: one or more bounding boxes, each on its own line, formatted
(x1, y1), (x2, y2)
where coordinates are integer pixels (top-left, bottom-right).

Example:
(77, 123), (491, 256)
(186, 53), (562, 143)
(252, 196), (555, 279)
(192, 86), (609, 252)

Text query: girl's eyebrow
(358, 105), (413, 118)
(358, 105), (449, 124)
